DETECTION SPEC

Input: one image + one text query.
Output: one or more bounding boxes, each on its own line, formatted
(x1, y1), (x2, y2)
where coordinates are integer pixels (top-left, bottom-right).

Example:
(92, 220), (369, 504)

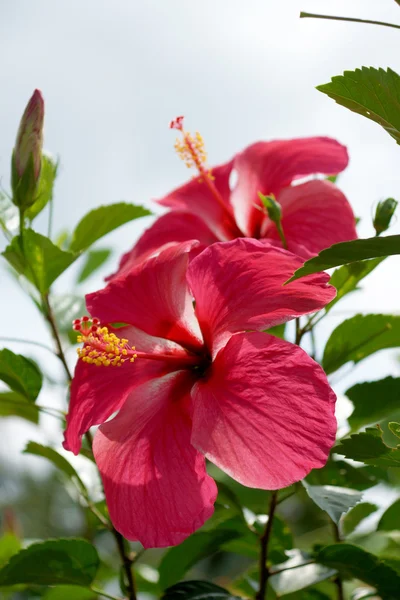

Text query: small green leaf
(322, 314), (400, 375)
(336, 426), (400, 468)
(2, 230), (76, 293)
(317, 67), (400, 145)
(269, 549), (336, 596)
(0, 535), (21, 569)
(287, 236), (400, 282)
(162, 581), (242, 600)
(347, 377), (400, 431)
(0, 539), (99, 586)
(23, 442), (87, 498)
(69, 203), (151, 253)
(43, 586), (96, 600)
(0, 348), (42, 401)
(327, 258), (385, 312)
(25, 155), (58, 221)
(317, 543), (400, 598)
(388, 422), (400, 439)
(342, 503), (378, 536)
(77, 248), (112, 283)
(0, 391), (39, 424)
(302, 481), (362, 524)
(378, 499), (400, 531)
(265, 323), (286, 339)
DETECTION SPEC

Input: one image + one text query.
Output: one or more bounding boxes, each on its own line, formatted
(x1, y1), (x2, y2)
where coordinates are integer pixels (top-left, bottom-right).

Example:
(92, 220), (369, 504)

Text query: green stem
(255, 491), (278, 600)
(331, 522), (344, 600)
(300, 11), (400, 31)
(276, 222), (287, 250)
(42, 293), (73, 381)
(47, 193), (54, 239)
(90, 586), (124, 600)
(269, 560), (315, 576)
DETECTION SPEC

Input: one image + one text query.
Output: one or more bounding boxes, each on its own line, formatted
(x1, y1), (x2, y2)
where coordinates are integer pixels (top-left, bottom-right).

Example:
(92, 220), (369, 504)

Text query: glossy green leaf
(317, 543), (400, 598)
(2, 229), (76, 293)
(69, 203), (151, 253)
(0, 535), (21, 569)
(287, 236), (400, 282)
(0, 539), (99, 586)
(23, 442), (87, 497)
(0, 348), (42, 401)
(25, 155), (58, 220)
(342, 503), (378, 536)
(307, 458), (388, 490)
(336, 426), (400, 468)
(322, 314), (400, 375)
(302, 482), (362, 524)
(0, 391), (39, 423)
(347, 377), (400, 431)
(77, 248), (112, 283)
(327, 258), (385, 312)
(162, 581), (241, 600)
(269, 550), (336, 596)
(378, 499), (400, 531)
(317, 67), (400, 145)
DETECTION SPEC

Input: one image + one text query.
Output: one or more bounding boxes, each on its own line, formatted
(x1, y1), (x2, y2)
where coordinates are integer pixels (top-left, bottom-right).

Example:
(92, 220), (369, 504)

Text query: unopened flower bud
(373, 198), (398, 235)
(258, 192), (287, 249)
(11, 89), (45, 210)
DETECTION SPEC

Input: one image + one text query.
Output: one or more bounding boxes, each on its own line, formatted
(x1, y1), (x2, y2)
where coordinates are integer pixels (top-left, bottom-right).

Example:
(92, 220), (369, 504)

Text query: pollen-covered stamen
(73, 317), (137, 367)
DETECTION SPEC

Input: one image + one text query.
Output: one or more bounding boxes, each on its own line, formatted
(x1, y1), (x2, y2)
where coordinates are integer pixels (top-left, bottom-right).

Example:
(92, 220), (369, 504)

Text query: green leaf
(77, 248), (112, 283)
(307, 458), (388, 490)
(336, 426), (400, 468)
(69, 203), (151, 253)
(52, 294), (86, 337)
(269, 550), (336, 596)
(342, 503), (378, 536)
(0, 348), (42, 401)
(287, 236), (400, 282)
(322, 314), (400, 375)
(0, 391), (39, 424)
(347, 377), (400, 431)
(266, 323), (286, 339)
(0, 539), (99, 587)
(0, 535), (21, 569)
(302, 482), (362, 524)
(23, 442), (87, 498)
(162, 581), (241, 600)
(327, 258), (385, 312)
(25, 155), (58, 220)
(43, 586), (96, 600)
(2, 230), (76, 293)
(317, 67), (400, 145)
(378, 499), (400, 531)
(317, 543), (400, 598)
(388, 422), (400, 439)
(0, 192), (18, 235)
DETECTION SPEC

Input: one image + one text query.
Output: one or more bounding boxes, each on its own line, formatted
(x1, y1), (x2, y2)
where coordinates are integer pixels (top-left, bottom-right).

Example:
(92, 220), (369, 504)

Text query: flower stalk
(256, 491), (278, 600)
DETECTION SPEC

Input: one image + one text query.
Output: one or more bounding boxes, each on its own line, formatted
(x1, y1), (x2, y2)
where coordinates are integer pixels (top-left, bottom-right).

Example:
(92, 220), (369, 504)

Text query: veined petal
(191, 332), (336, 489)
(93, 371), (217, 548)
(87, 242), (204, 351)
(188, 238), (335, 355)
(261, 180), (357, 256)
(230, 138), (349, 237)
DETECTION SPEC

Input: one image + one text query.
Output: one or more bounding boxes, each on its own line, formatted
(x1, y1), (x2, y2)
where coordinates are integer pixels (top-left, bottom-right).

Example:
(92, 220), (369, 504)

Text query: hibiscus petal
(157, 160), (235, 239)
(93, 371), (217, 548)
(262, 180), (357, 257)
(63, 325), (181, 454)
(191, 332), (336, 489)
(87, 242), (204, 351)
(107, 211), (219, 280)
(230, 138), (349, 236)
(187, 238), (336, 354)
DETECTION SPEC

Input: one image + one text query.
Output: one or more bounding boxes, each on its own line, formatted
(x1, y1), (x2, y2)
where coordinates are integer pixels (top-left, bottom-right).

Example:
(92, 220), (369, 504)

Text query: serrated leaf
(317, 67), (400, 145)
(0, 348), (42, 401)
(317, 543), (400, 598)
(2, 230), (76, 293)
(269, 549), (336, 596)
(25, 155), (58, 220)
(322, 314), (400, 375)
(69, 203), (151, 253)
(23, 442), (87, 498)
(0, 391), (39, 424)
(288, 236), (400, 282)
(342, 503), (378, 536)
(327, 258), (385, 312)
(0, 539), (99, 586)
(378, 499), (400, 531)
(336, 426), (400, 468)
(302, 482), (362, 524)
(347, 377), (400, 431)
(162, 581), (242, 600)
(77, 248), (111, 283)
(307, 457), (388, 490)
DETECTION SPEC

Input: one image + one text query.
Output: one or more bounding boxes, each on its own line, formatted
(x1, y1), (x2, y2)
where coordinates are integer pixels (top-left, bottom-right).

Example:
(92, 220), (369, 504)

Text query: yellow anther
(75, 321), (137, 368)
(170, 116), (213, 181)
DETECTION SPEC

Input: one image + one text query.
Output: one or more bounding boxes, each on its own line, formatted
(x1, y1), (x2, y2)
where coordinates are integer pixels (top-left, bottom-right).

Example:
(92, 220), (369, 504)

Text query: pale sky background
(0, 0), (400, 488)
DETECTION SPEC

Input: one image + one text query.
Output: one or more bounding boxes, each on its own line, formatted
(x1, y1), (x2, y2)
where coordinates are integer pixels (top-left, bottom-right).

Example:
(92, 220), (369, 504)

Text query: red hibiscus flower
(111, 117), (357, 278)
(64, 239), (337, 548)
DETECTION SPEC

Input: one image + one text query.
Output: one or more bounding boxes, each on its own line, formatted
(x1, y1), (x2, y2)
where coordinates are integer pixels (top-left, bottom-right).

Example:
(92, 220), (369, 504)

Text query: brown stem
(300, 11), (400, 31)
(295, 317), (303, 345)
(331, 522), (344, 600)
(255, 491), (278, 600)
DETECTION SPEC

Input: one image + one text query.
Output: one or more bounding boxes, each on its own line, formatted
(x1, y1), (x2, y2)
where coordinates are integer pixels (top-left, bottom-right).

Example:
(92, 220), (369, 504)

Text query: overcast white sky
(1, 0), (400, 466)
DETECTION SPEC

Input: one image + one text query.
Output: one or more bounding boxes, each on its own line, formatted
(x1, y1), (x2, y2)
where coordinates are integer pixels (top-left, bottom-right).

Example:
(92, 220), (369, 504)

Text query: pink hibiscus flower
(111, 117), (357, 278)
(64, 239), (337, 548)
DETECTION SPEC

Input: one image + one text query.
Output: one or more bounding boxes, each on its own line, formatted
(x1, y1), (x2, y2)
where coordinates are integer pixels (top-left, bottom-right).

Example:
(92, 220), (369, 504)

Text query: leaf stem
(300, 11), (400, 31)
(0, 336), (56, 355)
(255, 491), (278, 600)
(269, 559), (315, 576)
